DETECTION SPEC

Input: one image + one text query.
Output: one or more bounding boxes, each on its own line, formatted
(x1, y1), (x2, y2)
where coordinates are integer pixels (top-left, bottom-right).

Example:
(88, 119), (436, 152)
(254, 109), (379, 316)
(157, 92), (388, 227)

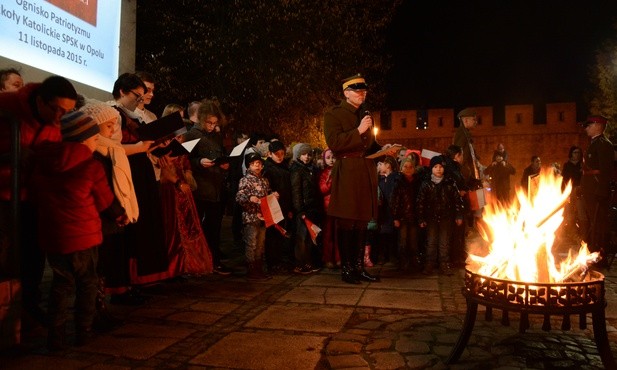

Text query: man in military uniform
(323, 74), (395, 284)
(453, 108), (482, 190)
(580, 115), (614, 265)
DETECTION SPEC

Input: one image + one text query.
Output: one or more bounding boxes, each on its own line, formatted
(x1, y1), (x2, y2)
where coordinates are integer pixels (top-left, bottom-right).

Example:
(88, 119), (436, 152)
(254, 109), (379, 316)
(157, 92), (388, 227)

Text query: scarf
(431, 174), (443, 184)
(96, 135), (140, 223)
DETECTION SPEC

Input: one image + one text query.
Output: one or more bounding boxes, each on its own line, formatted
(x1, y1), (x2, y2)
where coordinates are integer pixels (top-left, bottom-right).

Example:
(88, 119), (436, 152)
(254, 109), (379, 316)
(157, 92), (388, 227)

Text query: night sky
(385, 1), (617, 111)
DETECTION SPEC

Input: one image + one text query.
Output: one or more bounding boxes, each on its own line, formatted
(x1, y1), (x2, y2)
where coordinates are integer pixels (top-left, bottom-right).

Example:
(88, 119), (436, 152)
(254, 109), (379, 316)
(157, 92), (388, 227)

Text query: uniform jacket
(0, 83), (63, 201)
(29, 142), (123, 254)
(416, 176), (464, 225)
(236, 170), (271, 224)
(453, 125), (480, 188)
(581, 135), (614, 199)
(323, 100), (380, 221)
(184, 127), (227, 202)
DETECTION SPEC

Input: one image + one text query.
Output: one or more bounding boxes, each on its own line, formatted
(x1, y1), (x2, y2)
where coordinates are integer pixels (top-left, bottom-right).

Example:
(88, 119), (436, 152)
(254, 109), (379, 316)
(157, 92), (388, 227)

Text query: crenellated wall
(376, 102), (588, 184)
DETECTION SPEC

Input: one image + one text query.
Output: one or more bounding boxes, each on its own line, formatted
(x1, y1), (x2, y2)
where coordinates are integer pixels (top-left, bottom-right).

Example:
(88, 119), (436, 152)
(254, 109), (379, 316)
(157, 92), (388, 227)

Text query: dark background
(385, 1), (617, 111)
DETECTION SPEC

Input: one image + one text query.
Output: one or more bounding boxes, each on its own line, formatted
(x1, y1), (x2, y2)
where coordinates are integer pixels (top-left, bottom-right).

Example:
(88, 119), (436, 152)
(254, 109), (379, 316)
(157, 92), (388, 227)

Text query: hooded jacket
(29, 141), (121, 254)
(0, 83), (63, 201)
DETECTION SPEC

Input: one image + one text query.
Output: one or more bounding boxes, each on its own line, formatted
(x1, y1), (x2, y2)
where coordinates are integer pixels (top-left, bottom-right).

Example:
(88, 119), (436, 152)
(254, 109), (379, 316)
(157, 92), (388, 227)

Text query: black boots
(338, 228), (380, 283)
(338, 229), (360, 284)
(354, 228), (380, 282)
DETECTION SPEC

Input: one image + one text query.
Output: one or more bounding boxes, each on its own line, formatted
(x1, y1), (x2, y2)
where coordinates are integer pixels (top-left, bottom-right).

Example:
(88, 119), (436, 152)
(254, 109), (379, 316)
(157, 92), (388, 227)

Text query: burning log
(557, 251), (600, 283)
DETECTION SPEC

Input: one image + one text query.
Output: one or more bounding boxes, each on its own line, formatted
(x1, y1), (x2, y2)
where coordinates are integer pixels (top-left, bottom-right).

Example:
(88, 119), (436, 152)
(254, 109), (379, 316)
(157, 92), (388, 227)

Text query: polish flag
(302, 215), (322, 245)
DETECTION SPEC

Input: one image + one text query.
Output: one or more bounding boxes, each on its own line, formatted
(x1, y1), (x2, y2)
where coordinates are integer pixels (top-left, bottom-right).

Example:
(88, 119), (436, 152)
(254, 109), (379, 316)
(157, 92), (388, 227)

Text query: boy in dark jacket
(290, 143), (321, 274)
(30, 111), (126, 351)
(417, 155), (464, 275)
(262, 140), (294, 273)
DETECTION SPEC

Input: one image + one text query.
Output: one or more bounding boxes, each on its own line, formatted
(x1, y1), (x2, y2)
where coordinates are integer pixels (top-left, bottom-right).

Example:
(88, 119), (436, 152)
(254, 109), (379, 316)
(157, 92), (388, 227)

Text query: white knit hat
(80, 99), (120, 126)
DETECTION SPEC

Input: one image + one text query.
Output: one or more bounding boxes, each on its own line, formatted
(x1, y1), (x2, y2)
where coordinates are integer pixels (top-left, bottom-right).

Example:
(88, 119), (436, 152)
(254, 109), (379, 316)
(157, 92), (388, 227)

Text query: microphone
(364, 110), (371, 117)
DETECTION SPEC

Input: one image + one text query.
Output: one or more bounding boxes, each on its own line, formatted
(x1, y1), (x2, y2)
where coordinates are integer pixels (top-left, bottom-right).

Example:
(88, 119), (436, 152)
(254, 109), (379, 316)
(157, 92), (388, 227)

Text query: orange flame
(468, 168), (599, 283)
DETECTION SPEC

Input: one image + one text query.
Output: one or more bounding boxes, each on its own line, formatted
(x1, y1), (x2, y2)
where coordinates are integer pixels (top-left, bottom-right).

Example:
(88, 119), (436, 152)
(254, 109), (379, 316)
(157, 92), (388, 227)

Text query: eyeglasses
(128, 90), (144, 102)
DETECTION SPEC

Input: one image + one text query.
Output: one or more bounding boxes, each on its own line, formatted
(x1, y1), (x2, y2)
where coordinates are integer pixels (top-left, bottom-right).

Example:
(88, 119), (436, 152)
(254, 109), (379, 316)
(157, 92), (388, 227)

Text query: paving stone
(245, 305), (353, 333)
(85, 323), (194, 360)
(2, 356), (90, 370)
(327, 340), (363, 354)
(365, 338), (391, 351)
(404, 354), (438, 369)
(355, 320), (383, 330)
(327, 354), (369, 368)
(190, 301), (241, 314)
(333, 332), (369, 343)
(370, 351), (406, 369)
(167, 311), (222, 325)
(395, 338), (430, 354)
(191, 332), (324, 369)
(358, 290), (442, 310)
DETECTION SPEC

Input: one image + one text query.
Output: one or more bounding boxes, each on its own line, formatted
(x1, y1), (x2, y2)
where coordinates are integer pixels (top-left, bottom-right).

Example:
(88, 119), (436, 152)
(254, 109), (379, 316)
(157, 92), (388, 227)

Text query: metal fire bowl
(463, 269), (606, 315)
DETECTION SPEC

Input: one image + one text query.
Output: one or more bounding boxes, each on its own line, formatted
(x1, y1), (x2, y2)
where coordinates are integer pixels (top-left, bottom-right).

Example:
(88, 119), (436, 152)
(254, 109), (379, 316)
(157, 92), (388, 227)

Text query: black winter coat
(391, 174), (421, 223)
(263, 158), (293, 215)
(290, 160), (321, 222)
(416, 176), (464, 225)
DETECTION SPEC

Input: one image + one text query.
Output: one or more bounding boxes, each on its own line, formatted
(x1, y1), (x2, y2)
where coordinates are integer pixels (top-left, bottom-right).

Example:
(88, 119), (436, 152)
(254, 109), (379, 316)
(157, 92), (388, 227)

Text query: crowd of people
(0, 67), (615, 352)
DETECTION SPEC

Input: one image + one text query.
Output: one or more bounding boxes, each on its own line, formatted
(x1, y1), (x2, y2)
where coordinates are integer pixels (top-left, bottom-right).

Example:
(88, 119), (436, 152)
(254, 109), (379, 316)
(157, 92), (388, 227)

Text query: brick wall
(377, 102), (587, 189)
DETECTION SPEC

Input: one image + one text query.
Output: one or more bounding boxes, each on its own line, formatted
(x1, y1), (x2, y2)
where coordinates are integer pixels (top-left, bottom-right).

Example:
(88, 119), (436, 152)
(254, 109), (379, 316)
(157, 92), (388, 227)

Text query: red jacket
(0, 83), (62, 201)
(29, 142), (116, 254)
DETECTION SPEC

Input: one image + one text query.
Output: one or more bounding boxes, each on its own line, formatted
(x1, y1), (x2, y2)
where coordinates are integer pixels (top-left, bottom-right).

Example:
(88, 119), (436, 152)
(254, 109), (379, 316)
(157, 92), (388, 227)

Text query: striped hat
(61, 111), (100, 142)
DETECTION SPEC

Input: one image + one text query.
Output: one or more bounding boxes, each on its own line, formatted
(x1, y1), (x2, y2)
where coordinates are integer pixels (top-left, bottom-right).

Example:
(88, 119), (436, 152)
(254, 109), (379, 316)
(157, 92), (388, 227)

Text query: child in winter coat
(376, 155), (401, 265)
(319, 148), (339, 269)
(290, 143), (321, 274)
(236, 152), (277, 281)
(391, 156), (421, 273)
(416, 155), (464, 275)
(30, 111), (127, 351)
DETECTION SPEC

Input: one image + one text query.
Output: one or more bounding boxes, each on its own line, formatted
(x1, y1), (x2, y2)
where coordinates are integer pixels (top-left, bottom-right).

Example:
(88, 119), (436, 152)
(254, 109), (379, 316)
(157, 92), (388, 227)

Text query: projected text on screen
(0, 0), (121, 92)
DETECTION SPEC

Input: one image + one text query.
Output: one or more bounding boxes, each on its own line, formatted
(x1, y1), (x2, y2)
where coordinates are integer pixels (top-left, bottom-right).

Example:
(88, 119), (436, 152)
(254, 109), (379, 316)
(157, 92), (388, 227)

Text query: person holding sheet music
(109, 73), (169, 304)
(184, 99), (232, 275)
(158, 105), (213, 278)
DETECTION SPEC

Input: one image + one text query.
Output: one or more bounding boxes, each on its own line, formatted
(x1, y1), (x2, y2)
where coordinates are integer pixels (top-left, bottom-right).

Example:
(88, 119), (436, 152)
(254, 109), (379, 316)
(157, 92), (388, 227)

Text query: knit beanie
(429, 155), (445, 170)
(61, 111), (100, 142)
(80, 100), (120, 126)
(292, 143), (312, 161)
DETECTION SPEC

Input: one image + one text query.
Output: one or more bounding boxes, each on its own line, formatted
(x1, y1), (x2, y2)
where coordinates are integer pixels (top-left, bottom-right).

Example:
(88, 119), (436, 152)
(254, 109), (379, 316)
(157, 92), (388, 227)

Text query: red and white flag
(420, 148), (441, 167)
(302, 215), (322, 245)
(260, 194), (288, 236)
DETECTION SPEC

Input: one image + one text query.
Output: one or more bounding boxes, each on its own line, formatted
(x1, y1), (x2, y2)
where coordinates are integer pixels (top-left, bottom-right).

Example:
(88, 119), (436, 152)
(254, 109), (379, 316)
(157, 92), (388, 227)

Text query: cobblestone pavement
(2, 218), (616, 369)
